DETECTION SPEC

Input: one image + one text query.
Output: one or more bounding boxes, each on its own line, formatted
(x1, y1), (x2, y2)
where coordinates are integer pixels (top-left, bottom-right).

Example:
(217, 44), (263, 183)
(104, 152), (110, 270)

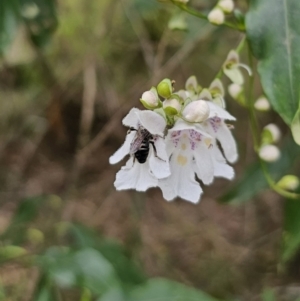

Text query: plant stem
(171, 1), (245, 31)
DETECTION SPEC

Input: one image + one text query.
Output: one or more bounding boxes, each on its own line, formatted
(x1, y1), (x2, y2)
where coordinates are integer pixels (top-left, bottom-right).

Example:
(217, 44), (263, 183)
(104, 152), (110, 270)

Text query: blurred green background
(1, 0), (300, 300)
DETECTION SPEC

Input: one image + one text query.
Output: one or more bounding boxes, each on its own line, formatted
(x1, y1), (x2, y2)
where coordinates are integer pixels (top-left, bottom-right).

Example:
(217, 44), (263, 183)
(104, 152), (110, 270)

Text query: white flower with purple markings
(109, 108), (170, 191)
(109, 76), (239, 204)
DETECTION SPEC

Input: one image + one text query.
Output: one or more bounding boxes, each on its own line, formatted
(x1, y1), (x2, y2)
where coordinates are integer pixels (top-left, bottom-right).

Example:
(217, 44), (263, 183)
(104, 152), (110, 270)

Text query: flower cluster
(109, 76), (238, 203)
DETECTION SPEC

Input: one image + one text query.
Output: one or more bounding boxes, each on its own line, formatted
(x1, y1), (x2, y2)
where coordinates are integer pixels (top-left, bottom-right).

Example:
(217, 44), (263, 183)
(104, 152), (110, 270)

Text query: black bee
(128, 126), (162, 164)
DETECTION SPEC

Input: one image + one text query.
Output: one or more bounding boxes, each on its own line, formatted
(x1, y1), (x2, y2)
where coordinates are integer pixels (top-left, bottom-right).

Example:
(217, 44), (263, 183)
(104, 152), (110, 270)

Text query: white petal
(170, 119), (211, 138)
(138, 110), (166, 136)
(114, 158), (158, 191)
(207, 102), (236, 121)
(212, 147), (234, 179)
(216, 124), (238, 163)
(109, 131), (136, 164)
(158, 151), (202, 203)
(193, 142), (214, 185)
(148, 138), (170, 179)
(122, 108), (140, 127)
(223, 67), (244, 85)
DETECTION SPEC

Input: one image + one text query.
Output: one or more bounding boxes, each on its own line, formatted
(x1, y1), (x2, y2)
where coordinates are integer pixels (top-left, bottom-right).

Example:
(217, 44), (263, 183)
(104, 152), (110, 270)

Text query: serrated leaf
(246, 0), (300, 126)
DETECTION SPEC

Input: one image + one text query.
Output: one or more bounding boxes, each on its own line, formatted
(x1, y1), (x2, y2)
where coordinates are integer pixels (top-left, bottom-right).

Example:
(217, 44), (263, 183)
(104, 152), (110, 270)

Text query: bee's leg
(127, 127), (137, 134)
(150, 141), (165, 161)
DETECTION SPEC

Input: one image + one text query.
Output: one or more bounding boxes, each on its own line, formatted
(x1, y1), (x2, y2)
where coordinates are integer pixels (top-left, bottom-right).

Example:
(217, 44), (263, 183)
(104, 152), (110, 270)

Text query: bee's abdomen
(135, 141), (149, 163)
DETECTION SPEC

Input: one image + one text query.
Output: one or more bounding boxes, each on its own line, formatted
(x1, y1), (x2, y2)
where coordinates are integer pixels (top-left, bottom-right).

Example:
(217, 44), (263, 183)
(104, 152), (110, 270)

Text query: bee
(128, 126), (163, 164)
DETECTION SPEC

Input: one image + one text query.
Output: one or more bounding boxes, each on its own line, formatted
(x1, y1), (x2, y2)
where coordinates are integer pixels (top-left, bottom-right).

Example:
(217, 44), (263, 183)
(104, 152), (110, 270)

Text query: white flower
(259, 144), (280, 162)
(158, 116), (235, 203)
(208, 8), (225, 25)
(254, 96), (270, 111)
(182, 100), (210, 122)
(223, 50), (252, 85)
(109, 108), (170, 191)
(203, 102), (238, 163)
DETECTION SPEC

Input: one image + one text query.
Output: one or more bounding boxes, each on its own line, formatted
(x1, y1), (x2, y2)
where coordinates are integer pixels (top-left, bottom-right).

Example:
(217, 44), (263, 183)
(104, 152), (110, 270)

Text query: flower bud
(199, 88), (212, 101)
(263, 123), (281, 143)
(228, 83), (242, 99)
(140, 87), (159, 109)
(218, 0), (234, 13)
(182, 100), (210, 122)
(254, 96), (270, 111)
(157, 78), (173, 99)
(163, 98), (181, 115)
(208, 8), (225, 25)
(277, 175), (299, 191)
(185, 75), (198, 92)
(259, 144), (280, 162)
(209, 78), (224, 97)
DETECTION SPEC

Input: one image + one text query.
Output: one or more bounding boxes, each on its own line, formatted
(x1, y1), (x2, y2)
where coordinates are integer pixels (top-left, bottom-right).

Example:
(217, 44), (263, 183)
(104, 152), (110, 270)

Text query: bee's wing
(129, 130), (143, 154)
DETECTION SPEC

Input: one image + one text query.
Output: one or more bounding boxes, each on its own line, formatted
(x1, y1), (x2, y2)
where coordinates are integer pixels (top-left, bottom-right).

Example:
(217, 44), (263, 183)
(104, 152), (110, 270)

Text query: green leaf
(38, 247), (120, 296)
(69, 224), (146, 286)
(282, 192), (300, 262)
(0, 245), (27, 263)
(246, 0), (300, 125)
(1, 195), (48, 244)
(32, 275), (56, 301)
(220, 138), (300, 204)
(22, 0), (58, 47)
(0, 0), (20, 53)
(261, 288), (276, 301)
(75, 248), (120, 295)
(291, 105), (300, 145)
(129, 278), (219, 301)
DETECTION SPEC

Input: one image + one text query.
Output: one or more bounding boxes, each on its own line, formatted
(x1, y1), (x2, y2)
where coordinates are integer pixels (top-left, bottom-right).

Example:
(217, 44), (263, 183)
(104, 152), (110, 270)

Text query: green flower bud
(277, 175), (299, 191)
(263, 124), (281, 143)
(157, 78), (173, 99)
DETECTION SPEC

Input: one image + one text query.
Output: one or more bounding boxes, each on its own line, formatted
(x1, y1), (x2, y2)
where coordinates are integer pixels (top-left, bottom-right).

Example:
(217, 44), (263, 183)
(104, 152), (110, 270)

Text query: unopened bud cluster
(140, 76), (230, 125)
(208, 0), (234, 25)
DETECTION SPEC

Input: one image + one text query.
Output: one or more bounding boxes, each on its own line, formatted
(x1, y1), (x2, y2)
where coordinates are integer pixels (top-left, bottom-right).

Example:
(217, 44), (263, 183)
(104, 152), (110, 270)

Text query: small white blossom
(223, 50), (252, 85)
(208, 8), (225, 25)
(218, 0), (234, 13)
(263, 123), (281, 143)
(254, 96), (270, 111)
(209, 79), (226, 108)
(228, 83), (242, 99)
(259, 144), (280, 162)
(182, 100), (210, 122)
(109, 108), (170, 191)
